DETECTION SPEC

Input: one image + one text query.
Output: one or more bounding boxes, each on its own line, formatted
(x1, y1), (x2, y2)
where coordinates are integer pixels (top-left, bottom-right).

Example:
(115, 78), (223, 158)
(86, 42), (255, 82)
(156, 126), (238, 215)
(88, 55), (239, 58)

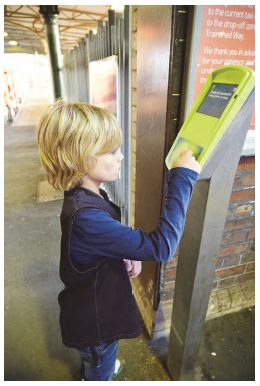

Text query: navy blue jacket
(58, 167), (198, 348)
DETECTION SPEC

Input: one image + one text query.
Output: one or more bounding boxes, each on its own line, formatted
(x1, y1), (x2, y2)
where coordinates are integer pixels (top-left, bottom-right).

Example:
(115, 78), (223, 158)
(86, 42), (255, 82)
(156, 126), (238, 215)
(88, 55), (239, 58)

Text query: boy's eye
(111, 149), (119, 155)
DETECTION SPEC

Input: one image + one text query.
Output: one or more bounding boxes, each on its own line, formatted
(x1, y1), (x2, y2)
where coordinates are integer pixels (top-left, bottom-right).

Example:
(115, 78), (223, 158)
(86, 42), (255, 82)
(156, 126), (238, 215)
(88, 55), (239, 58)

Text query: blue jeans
(76, 340), (119, 381)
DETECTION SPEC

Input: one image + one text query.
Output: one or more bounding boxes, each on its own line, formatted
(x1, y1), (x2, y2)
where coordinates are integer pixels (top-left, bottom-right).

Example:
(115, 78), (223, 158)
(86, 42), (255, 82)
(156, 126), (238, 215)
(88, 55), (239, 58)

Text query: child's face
(87, 149), (124, 184)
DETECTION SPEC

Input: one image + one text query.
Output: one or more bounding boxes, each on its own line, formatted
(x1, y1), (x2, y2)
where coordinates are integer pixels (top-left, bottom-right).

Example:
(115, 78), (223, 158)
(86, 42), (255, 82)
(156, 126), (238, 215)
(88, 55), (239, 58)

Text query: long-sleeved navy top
(70, 167), (198, 265)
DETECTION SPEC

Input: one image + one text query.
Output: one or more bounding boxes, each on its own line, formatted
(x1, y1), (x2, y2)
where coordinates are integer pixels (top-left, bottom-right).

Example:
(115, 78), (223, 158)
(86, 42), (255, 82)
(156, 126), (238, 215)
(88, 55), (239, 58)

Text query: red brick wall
(216, 156), (255, 288)
(161, 156), (255, 303)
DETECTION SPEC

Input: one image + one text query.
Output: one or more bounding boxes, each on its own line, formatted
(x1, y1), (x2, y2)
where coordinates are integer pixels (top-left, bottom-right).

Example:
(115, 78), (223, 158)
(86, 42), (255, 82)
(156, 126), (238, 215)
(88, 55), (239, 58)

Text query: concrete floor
(4, 91), (255, 381)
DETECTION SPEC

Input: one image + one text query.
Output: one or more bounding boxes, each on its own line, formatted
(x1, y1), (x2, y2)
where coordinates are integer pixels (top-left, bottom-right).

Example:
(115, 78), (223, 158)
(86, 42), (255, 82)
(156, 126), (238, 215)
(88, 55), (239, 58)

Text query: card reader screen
(197, 83), (238, 118)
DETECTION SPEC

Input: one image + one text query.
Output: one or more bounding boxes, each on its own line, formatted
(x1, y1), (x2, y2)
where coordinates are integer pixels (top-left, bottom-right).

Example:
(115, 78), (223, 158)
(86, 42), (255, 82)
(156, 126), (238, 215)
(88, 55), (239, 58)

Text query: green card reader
(165, 65), (255, 170)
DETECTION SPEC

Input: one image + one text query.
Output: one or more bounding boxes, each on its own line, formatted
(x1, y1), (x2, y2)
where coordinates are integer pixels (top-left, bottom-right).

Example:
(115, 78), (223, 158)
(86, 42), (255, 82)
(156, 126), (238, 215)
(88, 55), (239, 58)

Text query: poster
(89, 55), (118, 117)
(193, 5), (255, 126)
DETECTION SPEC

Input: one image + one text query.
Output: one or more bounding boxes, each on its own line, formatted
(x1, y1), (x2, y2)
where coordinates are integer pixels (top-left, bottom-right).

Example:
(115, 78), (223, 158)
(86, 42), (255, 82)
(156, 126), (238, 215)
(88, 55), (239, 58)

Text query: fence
(63, 6), (132, 226)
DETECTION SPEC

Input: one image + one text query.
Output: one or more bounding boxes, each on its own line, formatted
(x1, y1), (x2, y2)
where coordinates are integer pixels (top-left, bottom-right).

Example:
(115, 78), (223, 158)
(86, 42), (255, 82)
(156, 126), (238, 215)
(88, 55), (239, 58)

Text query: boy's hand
(171, 150), (201, 174)
(125, 260), (142, 279)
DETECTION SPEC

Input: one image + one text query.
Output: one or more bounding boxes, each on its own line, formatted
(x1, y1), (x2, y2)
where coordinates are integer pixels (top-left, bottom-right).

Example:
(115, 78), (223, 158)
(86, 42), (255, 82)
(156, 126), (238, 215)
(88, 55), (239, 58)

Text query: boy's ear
(84, 156), (97, 173)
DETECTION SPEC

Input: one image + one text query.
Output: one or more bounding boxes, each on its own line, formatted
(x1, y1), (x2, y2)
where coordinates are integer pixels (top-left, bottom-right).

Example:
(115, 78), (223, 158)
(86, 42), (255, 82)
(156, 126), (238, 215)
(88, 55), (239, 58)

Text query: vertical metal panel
(74, 46), (80, 97)
(76, 43), (87, 102)
(98, 21), (103, 59)
(82, 37), (89, 103)
(106, 22), (110, 57)
(72, 50), (79, 101)
(63, 51), (69, 97)
(116, 13), (122, 56)
(89, 30), (93, 62)
(108, 9), (115, 56)
(104, 25), (108, 58)
(179, 6), (202, 122)
(111, 25), (116, 55)
(135, 5), (172, 231)
(123, 5), (132, 225)
(118, 17), (125, 219)
(134, 4), (172, 334)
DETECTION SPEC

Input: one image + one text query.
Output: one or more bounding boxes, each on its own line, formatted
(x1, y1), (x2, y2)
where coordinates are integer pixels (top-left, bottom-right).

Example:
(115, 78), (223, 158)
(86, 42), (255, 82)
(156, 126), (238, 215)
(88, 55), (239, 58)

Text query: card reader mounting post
(167, 88), (255, 381)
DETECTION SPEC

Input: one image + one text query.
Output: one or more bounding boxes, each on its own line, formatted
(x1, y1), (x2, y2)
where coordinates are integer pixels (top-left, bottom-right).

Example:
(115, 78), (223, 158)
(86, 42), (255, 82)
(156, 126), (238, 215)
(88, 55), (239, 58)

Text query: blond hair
(36, 100), (123, 191)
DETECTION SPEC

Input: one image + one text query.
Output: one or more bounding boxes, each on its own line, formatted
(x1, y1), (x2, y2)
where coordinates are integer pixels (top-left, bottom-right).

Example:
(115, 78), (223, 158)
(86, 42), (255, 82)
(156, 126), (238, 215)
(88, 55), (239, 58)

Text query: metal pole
(167, 88), (255, 380)
(123, 5), (132, 227)
(39, 5), (64, 101)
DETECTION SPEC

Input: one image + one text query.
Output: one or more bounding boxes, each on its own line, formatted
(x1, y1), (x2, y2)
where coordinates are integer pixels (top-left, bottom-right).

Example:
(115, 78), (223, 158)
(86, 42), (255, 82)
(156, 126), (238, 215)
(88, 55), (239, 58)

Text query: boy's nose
(118, 152), (124, 161)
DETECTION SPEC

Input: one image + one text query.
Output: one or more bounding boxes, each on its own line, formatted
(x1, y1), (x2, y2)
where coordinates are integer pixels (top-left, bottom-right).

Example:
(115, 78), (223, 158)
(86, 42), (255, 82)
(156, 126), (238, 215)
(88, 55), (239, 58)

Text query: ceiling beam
(4, 5), (110, 52)
(26, 5), (40, 16)
(57, 6), (109, 18)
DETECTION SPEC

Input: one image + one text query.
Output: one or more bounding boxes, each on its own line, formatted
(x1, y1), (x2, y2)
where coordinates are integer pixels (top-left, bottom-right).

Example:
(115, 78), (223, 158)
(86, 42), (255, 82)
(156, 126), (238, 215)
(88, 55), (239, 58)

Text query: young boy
(36, 100), (201, 381)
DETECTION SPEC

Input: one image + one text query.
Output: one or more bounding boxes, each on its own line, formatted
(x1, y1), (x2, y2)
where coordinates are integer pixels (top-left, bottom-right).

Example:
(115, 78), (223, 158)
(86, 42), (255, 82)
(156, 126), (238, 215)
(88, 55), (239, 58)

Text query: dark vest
(58, 187), (141, 348)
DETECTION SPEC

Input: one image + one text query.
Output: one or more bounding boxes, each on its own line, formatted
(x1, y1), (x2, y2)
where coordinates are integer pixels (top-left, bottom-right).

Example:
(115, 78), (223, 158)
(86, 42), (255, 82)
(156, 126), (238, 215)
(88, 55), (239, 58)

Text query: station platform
(4, 91), (255, 381)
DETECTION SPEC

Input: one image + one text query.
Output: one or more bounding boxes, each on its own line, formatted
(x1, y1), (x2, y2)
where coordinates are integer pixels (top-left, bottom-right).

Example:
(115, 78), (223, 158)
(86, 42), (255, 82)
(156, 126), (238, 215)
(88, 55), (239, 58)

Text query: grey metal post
(167, 88), (255, 380)
(108, 9), (115, 56)
(123, 5), (132, 226)
(39, 5), (64, 100)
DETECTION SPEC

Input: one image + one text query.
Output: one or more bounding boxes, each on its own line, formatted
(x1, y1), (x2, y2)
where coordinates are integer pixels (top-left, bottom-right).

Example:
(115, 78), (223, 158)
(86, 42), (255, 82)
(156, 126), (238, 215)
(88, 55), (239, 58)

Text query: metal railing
(63, 6), (132, 226)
